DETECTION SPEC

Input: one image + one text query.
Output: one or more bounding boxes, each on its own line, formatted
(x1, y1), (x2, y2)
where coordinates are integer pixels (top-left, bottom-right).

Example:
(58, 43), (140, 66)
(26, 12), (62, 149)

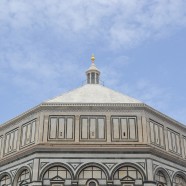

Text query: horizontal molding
(0, 144), (186, 168)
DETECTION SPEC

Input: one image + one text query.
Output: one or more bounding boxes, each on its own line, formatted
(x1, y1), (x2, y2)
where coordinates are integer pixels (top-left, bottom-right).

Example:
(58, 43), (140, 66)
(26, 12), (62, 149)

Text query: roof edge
(0, 103), (185, 132)
(0, 104), (42, 130)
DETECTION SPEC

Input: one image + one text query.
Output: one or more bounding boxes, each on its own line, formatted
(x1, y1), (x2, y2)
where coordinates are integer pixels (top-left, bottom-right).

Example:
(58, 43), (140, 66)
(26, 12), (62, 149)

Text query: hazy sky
(0, 0), (186, 125)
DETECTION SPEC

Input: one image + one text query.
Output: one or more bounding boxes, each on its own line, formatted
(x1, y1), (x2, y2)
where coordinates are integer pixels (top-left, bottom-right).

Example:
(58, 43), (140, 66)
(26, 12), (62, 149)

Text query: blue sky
(0, 0), (186, 125)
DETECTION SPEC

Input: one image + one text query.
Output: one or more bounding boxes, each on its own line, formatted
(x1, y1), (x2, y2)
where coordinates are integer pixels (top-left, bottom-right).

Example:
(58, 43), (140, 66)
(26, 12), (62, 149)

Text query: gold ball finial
(91, 54), (95, 63)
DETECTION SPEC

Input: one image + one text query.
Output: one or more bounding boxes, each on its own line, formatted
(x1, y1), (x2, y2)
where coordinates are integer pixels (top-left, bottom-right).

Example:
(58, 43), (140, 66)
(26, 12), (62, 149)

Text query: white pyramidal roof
(46, 84), (141, 104)
(46, 55), (141, 104)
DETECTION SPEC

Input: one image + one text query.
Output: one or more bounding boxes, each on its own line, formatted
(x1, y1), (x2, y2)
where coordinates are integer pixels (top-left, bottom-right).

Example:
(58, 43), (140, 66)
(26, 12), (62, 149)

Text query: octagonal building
(0, 56), (186, 186)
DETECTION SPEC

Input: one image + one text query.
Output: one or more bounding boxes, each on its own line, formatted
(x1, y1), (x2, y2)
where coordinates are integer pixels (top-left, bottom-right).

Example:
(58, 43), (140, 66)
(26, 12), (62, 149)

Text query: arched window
(42, 166), (71, 186)
(17, 169), (31, 186)
(0, 175), (11, 186)
(78, 166), (107, 186)
(155, 171), (167, 186)
(173, 174), (186, 186)
(113, 166), (143, 186)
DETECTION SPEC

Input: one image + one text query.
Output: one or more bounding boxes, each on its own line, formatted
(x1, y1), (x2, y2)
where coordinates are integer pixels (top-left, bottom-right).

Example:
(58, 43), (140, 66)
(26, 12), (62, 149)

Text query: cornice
(143, 104), (186, 130)
(41, 102), (145, 107)
(0, 105), (42, 130)
(41, 103), (186, 130)
(1, 102), (185, 132)
(0, 103), (144, 130)
(0, 144), (186, 168)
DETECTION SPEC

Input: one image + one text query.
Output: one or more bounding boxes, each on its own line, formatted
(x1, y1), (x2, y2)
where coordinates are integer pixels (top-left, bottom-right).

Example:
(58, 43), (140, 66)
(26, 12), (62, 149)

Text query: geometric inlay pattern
(153, 164), (159, 171)
(102, 163), (117, 170)
(40, 162), (49, 170)
(10, 168), (18, 177)
(28, 162), (33, 169)
(166, 168), (174, 178)
(67, 162), (82, 170)
(137, 162), (146, 169)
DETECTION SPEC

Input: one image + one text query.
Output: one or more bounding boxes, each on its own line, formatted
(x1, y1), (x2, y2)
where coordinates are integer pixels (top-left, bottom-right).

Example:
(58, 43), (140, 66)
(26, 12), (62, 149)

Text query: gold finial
(91, 54), (95, 63)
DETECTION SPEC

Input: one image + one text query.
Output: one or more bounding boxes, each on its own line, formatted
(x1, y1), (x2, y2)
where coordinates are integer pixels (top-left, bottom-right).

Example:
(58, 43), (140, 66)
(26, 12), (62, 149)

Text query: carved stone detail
(28, 162), (33, 169)
(10, 168), (18, 177)
(40, 162), (49, 170)
(137, 162), (145, 169)
(67, 162), (82, 170)
(166, 168), (174, 178)
(103, 163), (117, 170)
(153, 164), (159, 171)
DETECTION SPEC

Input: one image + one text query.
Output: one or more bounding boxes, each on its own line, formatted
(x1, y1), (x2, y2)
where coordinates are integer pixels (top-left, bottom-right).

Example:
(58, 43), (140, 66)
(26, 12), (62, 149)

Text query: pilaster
(106, 115), (111, 143)
(75, 115), (80, 142)
(32, 158), (40, 181)
(146, 159), (154, 181)
(43, 115), (49, 143)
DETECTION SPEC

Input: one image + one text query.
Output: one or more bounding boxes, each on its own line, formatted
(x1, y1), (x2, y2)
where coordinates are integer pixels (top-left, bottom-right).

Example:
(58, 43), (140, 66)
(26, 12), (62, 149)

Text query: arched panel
(172, 171), (186, 186)
(13, 166), (32, 186)
(40, 163), (74, 180)
(40, 164), (73, 186)
(0, 172), (12, 186)
(111, 163), (146, 180)
(76, 163), (108, 186)
(154, 168), (171, 186)
(112, 163), (144, 186)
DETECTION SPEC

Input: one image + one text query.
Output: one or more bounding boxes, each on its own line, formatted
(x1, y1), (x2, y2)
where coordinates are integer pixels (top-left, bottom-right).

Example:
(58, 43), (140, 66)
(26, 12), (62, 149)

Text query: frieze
(41, 103), (146, 107)
(41, 106), (144, 113)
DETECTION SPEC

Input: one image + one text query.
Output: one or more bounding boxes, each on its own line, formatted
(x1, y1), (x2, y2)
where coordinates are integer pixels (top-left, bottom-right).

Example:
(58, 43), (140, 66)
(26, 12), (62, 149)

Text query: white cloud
(0, 45), (83, 96)
(0, 0), (186, 49)
(0, 0), (186, 124)
(1, 0), (186, 88)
